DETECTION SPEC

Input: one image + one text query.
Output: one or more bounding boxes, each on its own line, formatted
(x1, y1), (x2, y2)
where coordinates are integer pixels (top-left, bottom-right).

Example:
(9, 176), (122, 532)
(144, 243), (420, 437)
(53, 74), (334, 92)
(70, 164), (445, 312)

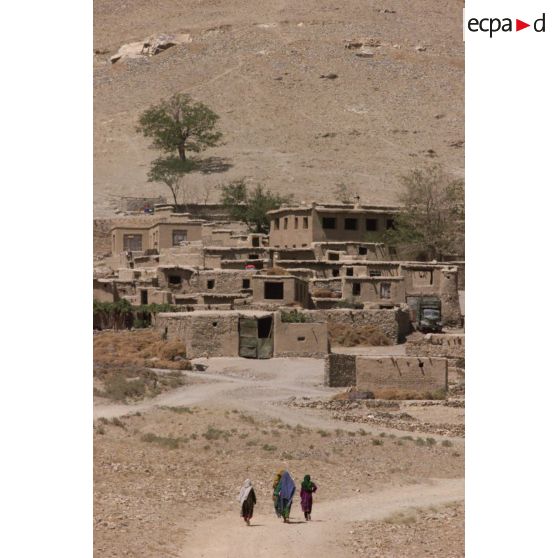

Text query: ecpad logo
(468, 13), (546, 38)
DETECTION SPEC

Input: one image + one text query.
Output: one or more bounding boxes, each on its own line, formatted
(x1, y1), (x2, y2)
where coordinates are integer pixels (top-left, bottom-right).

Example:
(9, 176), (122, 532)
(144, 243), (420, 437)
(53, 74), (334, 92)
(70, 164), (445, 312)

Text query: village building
(251, 274), (311, 308)
(154, 310), (328, 359)
(267, 202), (398, 248)
(110, 213), (206, 254)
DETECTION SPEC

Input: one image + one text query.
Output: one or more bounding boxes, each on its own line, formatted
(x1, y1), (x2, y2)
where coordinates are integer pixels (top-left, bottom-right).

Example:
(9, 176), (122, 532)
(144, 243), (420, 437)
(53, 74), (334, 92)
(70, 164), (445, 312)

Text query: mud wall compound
(325, 354), (448, 394)
(355, 356), (447, 394)
(273, 320), (329, 358)
(154, 312), (240, 358)
(405, 333), (464, 364)
(300, 308), (411, 343)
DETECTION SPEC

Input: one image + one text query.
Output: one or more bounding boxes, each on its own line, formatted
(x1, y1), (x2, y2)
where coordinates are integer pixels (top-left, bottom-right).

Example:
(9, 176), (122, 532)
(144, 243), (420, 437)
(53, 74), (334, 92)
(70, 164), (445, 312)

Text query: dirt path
(180, 478), (464, 557)
(94, 357), (464, 443)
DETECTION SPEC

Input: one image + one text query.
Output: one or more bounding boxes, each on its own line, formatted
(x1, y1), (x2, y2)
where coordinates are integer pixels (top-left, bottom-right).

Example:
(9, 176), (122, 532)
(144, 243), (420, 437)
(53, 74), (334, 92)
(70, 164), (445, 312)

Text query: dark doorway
(257, 316), (273, 338)
(140, 290), (148, 305)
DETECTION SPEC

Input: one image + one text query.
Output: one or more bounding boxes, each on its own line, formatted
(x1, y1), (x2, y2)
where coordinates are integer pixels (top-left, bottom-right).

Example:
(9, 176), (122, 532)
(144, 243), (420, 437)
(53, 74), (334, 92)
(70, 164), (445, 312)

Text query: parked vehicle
(417, 296), (443, 333)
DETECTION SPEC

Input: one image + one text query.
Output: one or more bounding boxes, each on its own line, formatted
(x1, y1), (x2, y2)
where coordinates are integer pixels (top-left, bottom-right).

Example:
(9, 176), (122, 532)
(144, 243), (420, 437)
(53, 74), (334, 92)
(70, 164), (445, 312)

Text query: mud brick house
(110, 213), (206, 254)
(251, 274), (311, 308)
(267, 202), (398, 248)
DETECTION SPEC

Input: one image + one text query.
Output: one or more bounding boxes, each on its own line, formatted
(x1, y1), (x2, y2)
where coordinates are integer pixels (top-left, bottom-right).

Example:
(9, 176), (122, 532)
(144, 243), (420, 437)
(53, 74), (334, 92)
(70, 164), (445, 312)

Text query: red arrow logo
(516, 19), (530, 31)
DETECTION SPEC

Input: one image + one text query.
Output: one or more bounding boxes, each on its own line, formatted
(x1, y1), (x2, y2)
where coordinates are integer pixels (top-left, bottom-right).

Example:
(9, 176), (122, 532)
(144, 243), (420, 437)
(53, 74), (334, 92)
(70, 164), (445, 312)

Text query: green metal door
(239, 317), (273, 359)
(239, 318), (258, 358)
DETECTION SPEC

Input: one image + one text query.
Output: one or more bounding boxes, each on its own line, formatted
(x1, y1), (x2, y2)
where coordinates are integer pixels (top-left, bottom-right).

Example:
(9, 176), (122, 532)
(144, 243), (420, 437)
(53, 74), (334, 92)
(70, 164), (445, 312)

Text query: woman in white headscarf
(238, 479), (257, 525)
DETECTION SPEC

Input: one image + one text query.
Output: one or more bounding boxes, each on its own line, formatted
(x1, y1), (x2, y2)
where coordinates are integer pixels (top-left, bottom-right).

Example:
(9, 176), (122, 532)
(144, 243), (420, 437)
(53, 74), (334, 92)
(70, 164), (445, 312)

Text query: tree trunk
(178, 145), (186, 161)
(170, 187), (178, 207)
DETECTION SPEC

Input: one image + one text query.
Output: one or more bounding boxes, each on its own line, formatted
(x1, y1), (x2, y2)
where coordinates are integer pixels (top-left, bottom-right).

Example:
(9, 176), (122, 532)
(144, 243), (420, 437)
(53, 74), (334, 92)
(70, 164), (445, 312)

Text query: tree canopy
(220, 179), (291, 233)
(137, 93), (222, 161)
(385, 166), (464, 261)
(147, 156), (198, 206)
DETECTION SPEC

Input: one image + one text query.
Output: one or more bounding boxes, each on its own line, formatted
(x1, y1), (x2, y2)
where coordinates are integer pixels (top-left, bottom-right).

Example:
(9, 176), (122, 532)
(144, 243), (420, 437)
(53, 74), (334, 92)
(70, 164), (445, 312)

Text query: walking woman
(272, 470), (284, 519)
(273, 470), (296, 523)
(300, 474), (318, 521)
(238, 479), (257, 526)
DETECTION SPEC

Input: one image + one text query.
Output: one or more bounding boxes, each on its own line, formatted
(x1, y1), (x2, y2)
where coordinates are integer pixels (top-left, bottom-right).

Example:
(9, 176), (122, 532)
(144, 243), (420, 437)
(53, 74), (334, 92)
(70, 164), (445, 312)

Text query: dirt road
(180, 478), (464, 557)
(94, 357), (464, 443)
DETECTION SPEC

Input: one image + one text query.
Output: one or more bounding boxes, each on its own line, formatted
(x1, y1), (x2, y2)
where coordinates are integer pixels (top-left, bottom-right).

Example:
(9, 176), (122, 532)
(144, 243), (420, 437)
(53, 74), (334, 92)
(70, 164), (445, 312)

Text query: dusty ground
(93, 0), (464, 217)
(94, 356), (464, 557)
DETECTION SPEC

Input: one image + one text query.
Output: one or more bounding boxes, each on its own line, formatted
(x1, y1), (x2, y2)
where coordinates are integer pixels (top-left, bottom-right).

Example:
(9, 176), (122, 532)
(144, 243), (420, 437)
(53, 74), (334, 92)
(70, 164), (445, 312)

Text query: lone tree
(137, 93), (222, 161)
(385, 166), (464, 261)
(220, 179), (292, 233)
(147, 156), (197, 207)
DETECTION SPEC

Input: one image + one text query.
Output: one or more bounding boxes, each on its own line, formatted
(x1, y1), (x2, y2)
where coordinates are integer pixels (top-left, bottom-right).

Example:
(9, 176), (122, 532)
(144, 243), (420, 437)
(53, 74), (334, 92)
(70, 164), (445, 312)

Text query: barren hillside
(94, 0), (464, 218)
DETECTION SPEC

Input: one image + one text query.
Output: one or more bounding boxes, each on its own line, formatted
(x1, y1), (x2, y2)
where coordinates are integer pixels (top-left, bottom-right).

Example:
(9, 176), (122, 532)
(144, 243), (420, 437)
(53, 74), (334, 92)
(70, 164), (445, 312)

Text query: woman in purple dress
(300, 474), (317, 521)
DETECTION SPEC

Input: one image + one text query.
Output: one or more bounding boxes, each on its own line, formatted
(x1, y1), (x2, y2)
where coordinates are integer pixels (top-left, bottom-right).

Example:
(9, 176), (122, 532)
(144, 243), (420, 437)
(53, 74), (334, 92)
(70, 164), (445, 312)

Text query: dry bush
(384, 510), (417, 525)
(259, 267), (288, 276)
(313, 288), (336, 298)
(93, 330), (192, 402)
(328, 323), (392, 347)
(94, 330), (191, 370)
(93, 365), (186, 402)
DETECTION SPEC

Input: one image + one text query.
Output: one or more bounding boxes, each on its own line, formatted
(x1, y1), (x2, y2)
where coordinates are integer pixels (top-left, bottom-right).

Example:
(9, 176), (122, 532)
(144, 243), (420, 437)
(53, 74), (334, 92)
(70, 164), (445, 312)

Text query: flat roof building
(267, 203), (399, 249)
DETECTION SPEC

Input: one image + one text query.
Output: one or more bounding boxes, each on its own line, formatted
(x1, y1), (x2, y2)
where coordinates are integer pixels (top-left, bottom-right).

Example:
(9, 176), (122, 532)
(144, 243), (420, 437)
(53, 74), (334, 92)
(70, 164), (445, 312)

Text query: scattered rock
(415, 45), (427, 52)
(355, 49), (375, 58)
(320, 73), (338, 80)
(344, 38), (381, 50)
(449, 140), (464, 148)
(111, 33), (192, 64)
(194, 363), (208, 371)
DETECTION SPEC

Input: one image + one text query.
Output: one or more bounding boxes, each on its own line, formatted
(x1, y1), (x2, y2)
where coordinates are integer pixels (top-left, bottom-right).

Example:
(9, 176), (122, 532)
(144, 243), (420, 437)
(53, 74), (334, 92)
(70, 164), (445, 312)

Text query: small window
(380, 282), (391, 299)
(207, 279), (215, 290)
(328, 252), (340, 261)
(344, 218), (358, 230)
(168, 275), (181, 285)
(386, 219), (395, 229)
(322, 217), (336, 230)
(172, 230), (187, 246)
(140, 290), (148, 305)
(303, 217), (309, 229)
(248, 254), (259, 260)
(352, 282), (361, 296)
(264, 282), (284, 300)
(284, 218), (288, 229)
(294, 217), (299, 229)
(274, 218), (280, 229)
(369, 270), (381, 277)
(123, 234), (142, 251)
(242, 279), (250, 289)
(366, 219), (378, 231)
(252, 237), (260, 247)
(358, 246), (367, 255)
(332, 269), (340, 277)
(346, 267), (354, 277)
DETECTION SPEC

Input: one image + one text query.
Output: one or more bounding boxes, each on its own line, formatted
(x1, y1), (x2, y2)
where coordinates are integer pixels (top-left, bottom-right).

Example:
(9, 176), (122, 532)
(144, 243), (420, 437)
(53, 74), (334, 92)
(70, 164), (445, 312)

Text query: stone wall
(154, 312), (240, 358)
(405, 333), (465, 365)
(356, 356), (447, 395)
(299, 308), (411, 343)
(324, 353), (356, 387)
(274, 320), (328, 357)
